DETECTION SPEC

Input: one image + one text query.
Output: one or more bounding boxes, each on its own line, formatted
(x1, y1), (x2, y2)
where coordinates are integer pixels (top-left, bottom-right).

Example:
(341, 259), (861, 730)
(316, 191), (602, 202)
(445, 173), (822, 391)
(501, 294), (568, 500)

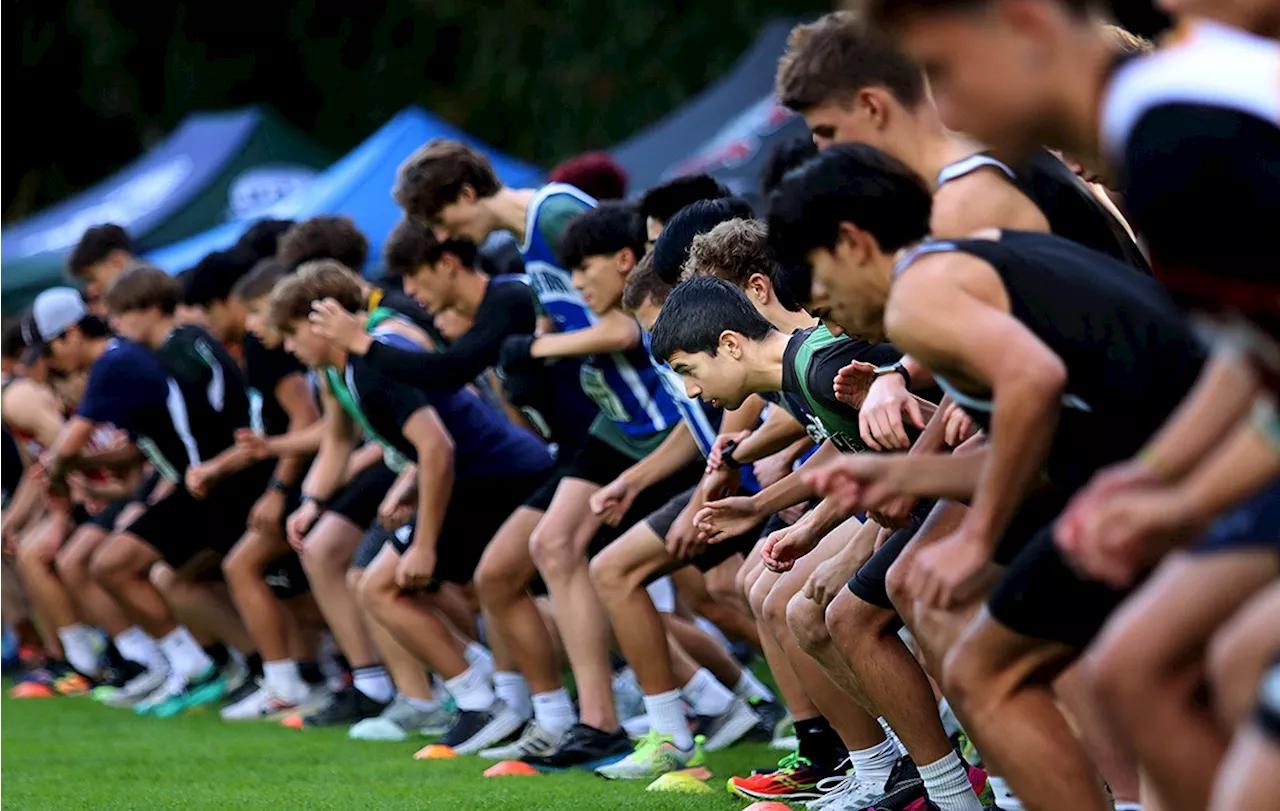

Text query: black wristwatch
(873, 361), (911, 391)
(300, 494), (328, 510)
(720, 439), (745, 470)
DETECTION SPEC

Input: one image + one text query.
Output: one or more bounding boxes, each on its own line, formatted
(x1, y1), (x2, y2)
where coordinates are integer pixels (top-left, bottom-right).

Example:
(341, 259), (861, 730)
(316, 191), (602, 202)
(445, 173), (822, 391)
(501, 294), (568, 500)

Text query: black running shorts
(1190, 482), (1280, 556)
(644, 485), (766, 574)
(328, 462), (398, 529)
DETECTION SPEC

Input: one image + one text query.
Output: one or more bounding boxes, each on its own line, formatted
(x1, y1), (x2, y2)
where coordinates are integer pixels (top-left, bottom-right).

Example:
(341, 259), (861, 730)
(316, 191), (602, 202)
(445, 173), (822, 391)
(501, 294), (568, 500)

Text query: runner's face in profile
(282, 318), (333, 369)
(667, 345), (751, 410)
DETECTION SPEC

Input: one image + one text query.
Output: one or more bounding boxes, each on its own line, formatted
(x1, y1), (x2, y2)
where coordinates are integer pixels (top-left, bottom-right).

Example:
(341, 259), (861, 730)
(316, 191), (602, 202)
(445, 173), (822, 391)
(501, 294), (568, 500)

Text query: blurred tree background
(4, 0), (1168, 224)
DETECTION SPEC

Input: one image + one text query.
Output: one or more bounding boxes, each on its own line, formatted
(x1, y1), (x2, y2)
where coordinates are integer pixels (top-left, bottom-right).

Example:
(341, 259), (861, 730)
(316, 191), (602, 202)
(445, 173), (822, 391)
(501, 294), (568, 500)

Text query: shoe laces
(631, 729), (673, 757)
(773, 750), (814, 775)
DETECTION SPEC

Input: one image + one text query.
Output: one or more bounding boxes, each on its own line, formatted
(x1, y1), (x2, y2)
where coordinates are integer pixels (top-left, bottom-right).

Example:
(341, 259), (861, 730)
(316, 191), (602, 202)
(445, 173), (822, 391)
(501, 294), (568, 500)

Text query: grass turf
(2, 694), (791, 810)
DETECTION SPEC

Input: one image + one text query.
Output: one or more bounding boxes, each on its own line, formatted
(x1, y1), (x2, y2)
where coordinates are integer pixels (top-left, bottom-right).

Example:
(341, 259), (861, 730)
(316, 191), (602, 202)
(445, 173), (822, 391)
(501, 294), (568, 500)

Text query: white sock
(58, 624), (100, 676)
(493, 671), (532, 720)
(988, 777), (1025, 811)
(444, 666), (496, 712)
(1114, 804), (1142, 811)
(733, 670), (776, 704)
(644, 689), (693, 750)
(262, 659), (309, 703)
(406, 696), (441, 713)
(938, 697), (963, 739)
(352, 665), (394, 703)
(463, 642), (495, 677)
(919, 751), (983, 811)
(114, 626), (167, 672)
(879, 717), (909, 757)
(158, 627), (214, 681)
(848, 737), (899, 790)
(531, 687), (577, 736)
(681, 668), (734, 717)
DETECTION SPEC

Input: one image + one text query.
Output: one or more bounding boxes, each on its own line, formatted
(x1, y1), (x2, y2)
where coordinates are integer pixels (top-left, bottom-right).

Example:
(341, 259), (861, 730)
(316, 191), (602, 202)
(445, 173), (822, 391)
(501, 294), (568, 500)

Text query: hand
(377, 488), (416, 532)
(874, 525), (895, 551)
(857, 373), (926, 451)
(1054, 459), (1163, 554)
(590, 475), (640, 527)
(701, 467), (740, 503)
(869, 494), (917, 529)
(1, 523), (16, 557)
(706, 431), (751, 473)
(751, 448), (795, 490)
(309, 298), (369, 353)
(803, 455), (906, 514)
(666, 503), (707, 561)
(235, 428), (273, 461)
(184, 463), (213, 500)
(941, 402), (979, 447)
(286, 500), (322, 551)
(395, 544), (438, 590)
(1055, 486), (1197, 588)
(761, 519), (822, 573)
(832, 360), (878, 408)
(694, 495), (762, 543)
(904, 527), (996, 610)
(803, 552), (860, 607)
(498, 334), (538, 374)
(249, 489), (287, 536)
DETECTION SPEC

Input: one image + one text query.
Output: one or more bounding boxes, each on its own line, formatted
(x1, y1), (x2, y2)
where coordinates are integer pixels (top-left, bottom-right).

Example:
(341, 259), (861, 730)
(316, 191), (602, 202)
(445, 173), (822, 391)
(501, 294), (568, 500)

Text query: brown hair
(622, 252), (675, 312)
(682, 218), (779, 289)
(276, 216), (369, 271)
(68, 224), (134, 277)
(1100, 23), (1153, 55)
(267, 259), (364, 333)
(859, 0), (1097, 30)
(393, 139), (502, 223)
(105, 265), (181, 316)
(232, 258), (289, 303)
(776, 11), (925, 112)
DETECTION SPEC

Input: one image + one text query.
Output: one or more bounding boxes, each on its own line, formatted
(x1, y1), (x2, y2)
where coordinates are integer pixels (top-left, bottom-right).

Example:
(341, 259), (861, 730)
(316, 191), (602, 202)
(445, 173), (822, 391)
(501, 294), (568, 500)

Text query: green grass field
(2, 695), (788, 810)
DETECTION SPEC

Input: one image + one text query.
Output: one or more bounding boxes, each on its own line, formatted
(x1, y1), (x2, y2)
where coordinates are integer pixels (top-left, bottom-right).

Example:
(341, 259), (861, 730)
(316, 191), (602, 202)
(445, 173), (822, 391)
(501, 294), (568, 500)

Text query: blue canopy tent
(146, 107), (544, 277)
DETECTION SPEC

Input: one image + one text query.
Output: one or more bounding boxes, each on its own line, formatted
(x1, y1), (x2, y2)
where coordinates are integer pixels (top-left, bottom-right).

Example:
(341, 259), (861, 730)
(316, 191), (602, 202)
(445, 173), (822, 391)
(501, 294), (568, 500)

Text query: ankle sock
(643, 690), (693, 749)
(919, 750), (983, 811)
(531, 687), (577, 736)
(733, 670), (776, 704)
(681, 668), (734, 717)
(352, 665), (394, 703)
(443, 666), (495, 712)
(158, 627), (214, 681)
(493, 671), (532, 720)
(848, 737), (899, 790)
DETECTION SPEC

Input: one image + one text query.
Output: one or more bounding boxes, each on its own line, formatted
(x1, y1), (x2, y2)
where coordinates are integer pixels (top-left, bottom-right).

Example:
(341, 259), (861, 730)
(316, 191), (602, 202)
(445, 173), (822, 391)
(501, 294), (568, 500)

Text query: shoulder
(932, 170), (1048, 237)
(887, 250), (1000, 333)
(0, 378), (56, 417)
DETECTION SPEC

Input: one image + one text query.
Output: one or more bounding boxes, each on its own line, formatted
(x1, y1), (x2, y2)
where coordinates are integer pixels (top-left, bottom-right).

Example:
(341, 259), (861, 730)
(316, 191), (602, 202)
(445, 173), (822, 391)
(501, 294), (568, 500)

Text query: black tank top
(936, 150), (1150, 273)
(894, 231), (1203, 488)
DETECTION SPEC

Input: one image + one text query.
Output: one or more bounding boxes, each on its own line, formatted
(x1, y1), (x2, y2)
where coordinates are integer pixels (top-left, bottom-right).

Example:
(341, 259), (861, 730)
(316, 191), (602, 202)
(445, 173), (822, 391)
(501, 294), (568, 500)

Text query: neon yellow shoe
(595, 730), (705, 780)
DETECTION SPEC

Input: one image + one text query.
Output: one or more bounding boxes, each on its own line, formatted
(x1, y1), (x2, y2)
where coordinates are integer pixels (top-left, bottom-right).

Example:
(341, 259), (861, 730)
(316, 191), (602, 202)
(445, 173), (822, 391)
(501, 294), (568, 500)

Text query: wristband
(301, 494), (328, 510)
(873, 361), (911, 391)
(1137, 447), (1177, 483)
(721, 439), (744, 470)
(268, 478), (292, 493)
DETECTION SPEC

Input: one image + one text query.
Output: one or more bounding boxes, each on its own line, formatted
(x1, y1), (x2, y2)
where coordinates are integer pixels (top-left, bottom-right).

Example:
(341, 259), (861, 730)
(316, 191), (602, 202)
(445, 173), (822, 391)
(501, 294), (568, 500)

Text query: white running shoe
(103, 667), (169, 708)
(805, 769), (886, 810)
(451, 701), (528, 756)
(694, 697), (763, 752)
(477, 720), (565, 760)
(348, 695), (454, 741)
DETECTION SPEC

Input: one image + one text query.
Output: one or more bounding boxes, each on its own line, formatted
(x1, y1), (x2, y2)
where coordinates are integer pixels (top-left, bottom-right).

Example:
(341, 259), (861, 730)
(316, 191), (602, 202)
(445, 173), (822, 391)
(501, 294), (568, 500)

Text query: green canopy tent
(1, 106), (332, 313)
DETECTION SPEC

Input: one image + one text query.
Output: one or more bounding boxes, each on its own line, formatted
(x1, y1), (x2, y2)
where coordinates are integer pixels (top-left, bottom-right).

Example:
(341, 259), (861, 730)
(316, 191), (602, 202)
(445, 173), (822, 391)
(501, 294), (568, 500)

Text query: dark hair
(383, 218), (478, 278)
(236, 219), (296, 260)
(105, 265), (181, 316)
(75, 315), (111, 340)
(67, 224), (134, 277)
(557, 201), (646, 271)
(767, 144), (932, 266)
(182, 246), (260, 307)
(684, 218), (779, 288)
(652, 197), (756, 284)
(639, 175), (732, 226)
(232, 258), (289, 303)
(2, 316), (30, 361)
(394, 139), (502, 223)
(650, 276), (776, 362)
(268, 260), (365, 333)
(776, 11), (925, 111)
(863, 0), (1096, 30)
(762, 137), (819, 197)
(548, 152), (629, 201)
(622, 252), (675, 312)
(277, 216), (369, 272)
(772, 262), (813, 312)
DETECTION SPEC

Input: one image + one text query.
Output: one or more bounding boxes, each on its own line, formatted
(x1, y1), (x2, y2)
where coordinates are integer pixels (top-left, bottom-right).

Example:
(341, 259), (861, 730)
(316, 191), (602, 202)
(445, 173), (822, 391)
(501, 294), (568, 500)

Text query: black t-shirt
(243, 334), (307, 437)
(363, 276), (537, 393)
(345, 332), (554, 480)
(371, 287), (446, 347)
(901, 232), (1207, 489)
(154, 325), (252, 463)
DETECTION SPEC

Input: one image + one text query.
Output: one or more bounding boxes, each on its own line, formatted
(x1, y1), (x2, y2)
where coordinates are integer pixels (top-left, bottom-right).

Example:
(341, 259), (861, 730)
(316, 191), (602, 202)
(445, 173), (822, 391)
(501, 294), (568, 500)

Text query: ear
(857, 88), (892, 131)
(718, 330), (747, 359)
(457, 184), (478, 205)
(616, 247), (637, 275)
(834, 221), (874, 265)
(745, 272), (773, 305)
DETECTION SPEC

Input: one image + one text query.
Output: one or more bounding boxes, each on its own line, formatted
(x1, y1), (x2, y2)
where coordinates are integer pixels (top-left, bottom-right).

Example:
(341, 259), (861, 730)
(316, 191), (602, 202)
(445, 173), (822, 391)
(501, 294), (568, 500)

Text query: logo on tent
(228, 165), (318, 220)
(667, 98), (797, 178)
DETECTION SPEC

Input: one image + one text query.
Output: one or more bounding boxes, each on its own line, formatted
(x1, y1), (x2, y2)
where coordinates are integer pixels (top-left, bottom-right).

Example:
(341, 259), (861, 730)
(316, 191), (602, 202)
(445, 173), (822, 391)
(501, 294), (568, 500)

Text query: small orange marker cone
(9, 683), (55, 699)
(743, 803), (795, 811)
(413, 743), (457, 760)
(483, 760), (538, 777)
(280, 714), (304, 729)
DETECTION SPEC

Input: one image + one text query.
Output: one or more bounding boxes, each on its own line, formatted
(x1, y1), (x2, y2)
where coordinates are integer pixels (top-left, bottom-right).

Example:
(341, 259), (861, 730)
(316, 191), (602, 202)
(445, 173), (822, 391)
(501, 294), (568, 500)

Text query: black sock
(299, 661), (324, 685)
(795, 716), (847, 771)
(103, 643), (128, 669)
(204, 643), (230, 669)
(245, 652), (263, 679)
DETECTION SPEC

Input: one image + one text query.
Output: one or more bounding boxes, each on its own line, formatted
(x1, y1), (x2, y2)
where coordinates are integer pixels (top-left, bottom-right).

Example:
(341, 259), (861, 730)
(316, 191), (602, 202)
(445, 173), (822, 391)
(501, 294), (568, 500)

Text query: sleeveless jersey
(892, 232), (1206, 488)
(936, 150), (1149, 272)
(518, 182), (599, 334)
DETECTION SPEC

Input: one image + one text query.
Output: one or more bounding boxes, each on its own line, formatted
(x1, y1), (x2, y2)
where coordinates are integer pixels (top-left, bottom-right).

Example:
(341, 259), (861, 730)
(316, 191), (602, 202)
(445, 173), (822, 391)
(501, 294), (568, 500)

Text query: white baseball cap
(30, 287), (89, 342)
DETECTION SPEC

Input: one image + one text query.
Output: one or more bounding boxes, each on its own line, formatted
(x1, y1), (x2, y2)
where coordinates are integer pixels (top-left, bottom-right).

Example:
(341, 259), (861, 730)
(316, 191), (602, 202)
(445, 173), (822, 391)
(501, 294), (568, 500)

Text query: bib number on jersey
(580, 365), (630, 423)
(806, 413), (867, 454)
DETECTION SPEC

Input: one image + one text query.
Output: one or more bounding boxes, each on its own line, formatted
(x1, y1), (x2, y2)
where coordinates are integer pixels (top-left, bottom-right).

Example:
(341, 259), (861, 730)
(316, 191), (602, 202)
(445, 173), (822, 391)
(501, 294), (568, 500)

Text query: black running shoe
(301, 685), (389, 727)
(221, 675), (260, 708)
(744, 698), (786, 743)
(522, 723), (632, 771)
(438, 709), (495, 749)
(861, 756), (926, 810)
(101, 659), (146, 690)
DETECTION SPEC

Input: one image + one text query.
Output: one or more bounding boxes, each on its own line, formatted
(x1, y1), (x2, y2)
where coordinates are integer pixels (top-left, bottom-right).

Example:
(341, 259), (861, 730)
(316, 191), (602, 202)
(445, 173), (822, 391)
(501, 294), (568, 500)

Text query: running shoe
(900, 764), (989, 811)
(693, 697), (764, 751)
(523, 723), (632, 771)
(294, 684), (388, 728)
(222, 682), (327, 721)
(103, 666), (169, 707)
(478, 721), (565, 761)
(746, 697), (787, 742)
(53, 671), (95, 696)
(595, 730), (706, 780)
(807, 757), (922, 810)
(728, 751), (849, 802)
(134, 671), (188, 715)
(438, 700), (524, 755)
(348, 695), (454, 741)
(148, 664), (229, 718)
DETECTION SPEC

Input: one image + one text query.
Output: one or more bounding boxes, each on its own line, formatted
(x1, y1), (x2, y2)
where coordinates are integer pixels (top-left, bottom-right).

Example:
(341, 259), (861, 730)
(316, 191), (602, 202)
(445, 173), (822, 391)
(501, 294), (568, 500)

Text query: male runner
(67, 223), (139, 313)
(637, 174), (732, 247)
(767, 143), (1206, 811)
(269, 260), (555, 752)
